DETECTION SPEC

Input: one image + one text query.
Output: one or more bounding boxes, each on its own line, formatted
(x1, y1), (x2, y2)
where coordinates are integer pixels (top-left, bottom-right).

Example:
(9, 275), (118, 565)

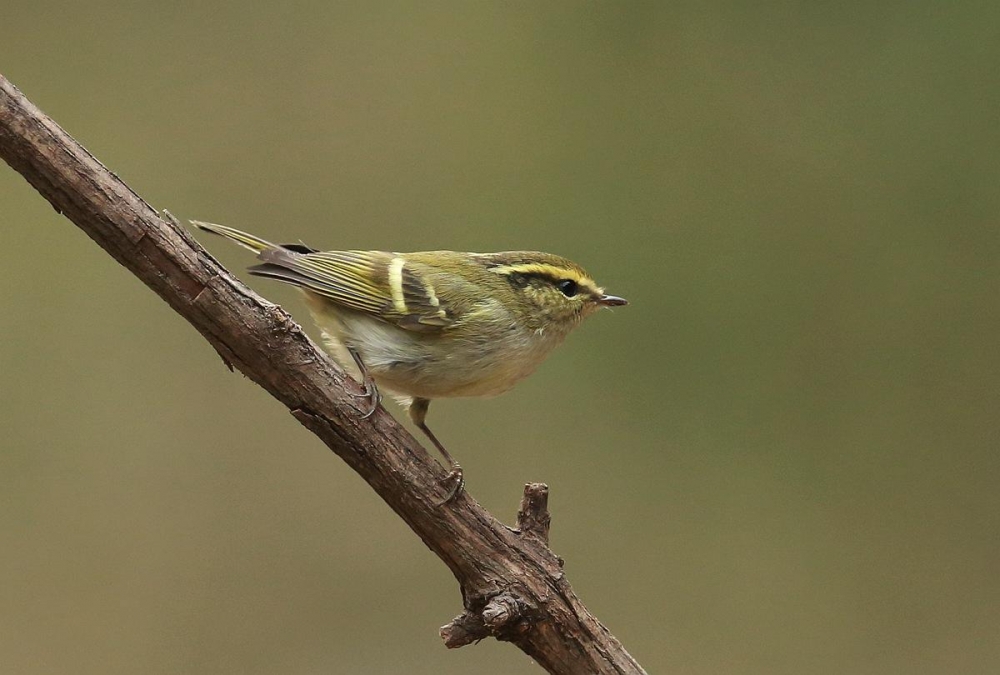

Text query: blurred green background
(2, 3), (999, 674)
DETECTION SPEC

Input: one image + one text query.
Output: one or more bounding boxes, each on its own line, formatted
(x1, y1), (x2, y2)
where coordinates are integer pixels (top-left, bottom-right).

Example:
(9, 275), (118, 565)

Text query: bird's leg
(409, 397), (464, 503)
(347, 346), (381, 418)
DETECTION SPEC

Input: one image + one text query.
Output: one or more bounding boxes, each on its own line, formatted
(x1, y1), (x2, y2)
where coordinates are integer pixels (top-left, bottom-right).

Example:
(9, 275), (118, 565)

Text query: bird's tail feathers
(191, 220), (275, 254)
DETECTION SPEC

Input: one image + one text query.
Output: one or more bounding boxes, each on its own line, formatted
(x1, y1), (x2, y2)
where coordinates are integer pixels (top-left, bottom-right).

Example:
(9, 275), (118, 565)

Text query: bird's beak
(597, 294), (628, 307)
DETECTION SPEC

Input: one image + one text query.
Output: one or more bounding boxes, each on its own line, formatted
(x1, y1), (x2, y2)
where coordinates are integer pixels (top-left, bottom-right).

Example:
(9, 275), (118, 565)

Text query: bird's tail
(191, 220), (276, 254)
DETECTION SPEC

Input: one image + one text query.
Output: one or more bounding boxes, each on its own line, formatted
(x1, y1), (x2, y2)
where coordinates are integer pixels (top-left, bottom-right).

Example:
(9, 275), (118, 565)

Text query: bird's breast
(309, 304), (567, 400)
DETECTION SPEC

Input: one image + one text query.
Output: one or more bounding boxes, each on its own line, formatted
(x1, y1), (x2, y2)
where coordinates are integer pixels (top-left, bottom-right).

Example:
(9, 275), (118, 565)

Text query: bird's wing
(248, 249), (456, 332)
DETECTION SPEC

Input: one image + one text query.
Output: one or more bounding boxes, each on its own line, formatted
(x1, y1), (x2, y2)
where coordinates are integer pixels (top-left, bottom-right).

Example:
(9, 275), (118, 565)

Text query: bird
(192, 220), (627, 502)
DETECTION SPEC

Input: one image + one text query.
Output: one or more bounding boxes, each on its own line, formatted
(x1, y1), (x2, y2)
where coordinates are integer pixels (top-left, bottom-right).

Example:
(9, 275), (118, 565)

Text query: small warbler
(193, 220), (627, 501)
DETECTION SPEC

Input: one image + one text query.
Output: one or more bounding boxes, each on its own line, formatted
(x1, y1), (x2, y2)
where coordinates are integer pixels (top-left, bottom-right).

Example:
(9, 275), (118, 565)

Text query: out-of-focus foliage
(2, 3), (998, 674)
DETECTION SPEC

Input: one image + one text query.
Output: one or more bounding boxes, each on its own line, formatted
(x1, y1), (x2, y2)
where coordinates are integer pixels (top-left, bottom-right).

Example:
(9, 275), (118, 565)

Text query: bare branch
(517, 482), (554, 545)
(0, 75), (647, 675)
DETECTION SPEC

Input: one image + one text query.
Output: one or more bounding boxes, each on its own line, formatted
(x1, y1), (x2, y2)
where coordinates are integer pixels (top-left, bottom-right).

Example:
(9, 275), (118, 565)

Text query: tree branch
(0, 75), (646, 675)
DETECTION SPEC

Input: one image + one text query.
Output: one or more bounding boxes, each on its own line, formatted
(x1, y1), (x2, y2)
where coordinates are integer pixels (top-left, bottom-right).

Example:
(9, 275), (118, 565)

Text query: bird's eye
(556, 279), (578, 297)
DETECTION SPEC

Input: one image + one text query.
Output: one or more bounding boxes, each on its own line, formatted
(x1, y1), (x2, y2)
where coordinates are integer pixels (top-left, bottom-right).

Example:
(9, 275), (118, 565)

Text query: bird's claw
(346, 347), (380, 418)
(351, 378), (381, 418)
(436, 466), (465, 505)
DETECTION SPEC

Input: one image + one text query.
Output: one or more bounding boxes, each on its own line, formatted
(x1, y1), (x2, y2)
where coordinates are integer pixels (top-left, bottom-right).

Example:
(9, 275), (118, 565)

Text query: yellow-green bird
(193, 221), (627, 501)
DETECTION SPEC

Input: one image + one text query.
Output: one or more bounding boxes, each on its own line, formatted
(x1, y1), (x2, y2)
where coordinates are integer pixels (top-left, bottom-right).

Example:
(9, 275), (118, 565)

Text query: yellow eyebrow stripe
(488, 263), (597, 292)
(488, 263), (578, 279)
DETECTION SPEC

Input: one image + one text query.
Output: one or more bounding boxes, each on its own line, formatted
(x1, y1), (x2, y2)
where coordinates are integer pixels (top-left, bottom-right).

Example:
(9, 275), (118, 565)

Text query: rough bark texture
(0, 75), (647, 675)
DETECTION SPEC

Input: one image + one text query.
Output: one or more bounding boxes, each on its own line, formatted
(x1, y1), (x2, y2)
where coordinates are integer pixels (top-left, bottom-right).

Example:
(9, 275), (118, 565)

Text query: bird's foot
(436, 465), (465, 505)
(350, 375), (381, 418)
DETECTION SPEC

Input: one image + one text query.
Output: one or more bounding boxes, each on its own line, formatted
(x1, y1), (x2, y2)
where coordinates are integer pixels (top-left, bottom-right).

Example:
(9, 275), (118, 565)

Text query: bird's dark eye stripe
(505, 272), (530, 290)
(501, 269), (586, 297)
(556, 279), (578, 297)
